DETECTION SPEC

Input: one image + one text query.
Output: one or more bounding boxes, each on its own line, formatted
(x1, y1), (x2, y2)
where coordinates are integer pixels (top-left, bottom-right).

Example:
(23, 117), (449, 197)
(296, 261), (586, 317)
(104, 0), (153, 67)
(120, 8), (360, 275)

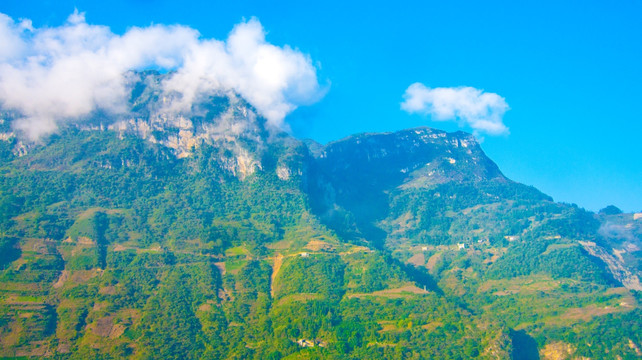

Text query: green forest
(0, 97), (641, 359)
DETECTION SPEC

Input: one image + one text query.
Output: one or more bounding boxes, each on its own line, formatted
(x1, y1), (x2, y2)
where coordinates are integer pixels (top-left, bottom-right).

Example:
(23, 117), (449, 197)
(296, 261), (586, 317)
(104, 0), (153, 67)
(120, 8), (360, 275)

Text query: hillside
(0, 73), (640, 359)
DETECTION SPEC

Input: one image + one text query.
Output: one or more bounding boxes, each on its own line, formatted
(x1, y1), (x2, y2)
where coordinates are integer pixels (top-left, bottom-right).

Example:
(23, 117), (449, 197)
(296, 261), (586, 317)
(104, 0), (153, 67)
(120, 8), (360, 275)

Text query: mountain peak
(315, 126), (503, 188)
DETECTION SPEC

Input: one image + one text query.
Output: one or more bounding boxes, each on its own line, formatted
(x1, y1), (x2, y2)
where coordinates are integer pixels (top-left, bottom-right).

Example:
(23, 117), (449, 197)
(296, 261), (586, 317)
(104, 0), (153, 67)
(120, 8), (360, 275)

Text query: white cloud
(0, 12), (324, 139)
(401, 83), (509, 135)
(598, 222), (635, 242)
(162, 18), (324, 129)
(0, 14), (28, 62)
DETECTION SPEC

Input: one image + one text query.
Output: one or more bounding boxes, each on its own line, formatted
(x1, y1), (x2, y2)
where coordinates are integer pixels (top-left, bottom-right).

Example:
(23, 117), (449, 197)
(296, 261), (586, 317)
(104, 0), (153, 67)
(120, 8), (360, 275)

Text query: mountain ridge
(0, 79), (641, 359)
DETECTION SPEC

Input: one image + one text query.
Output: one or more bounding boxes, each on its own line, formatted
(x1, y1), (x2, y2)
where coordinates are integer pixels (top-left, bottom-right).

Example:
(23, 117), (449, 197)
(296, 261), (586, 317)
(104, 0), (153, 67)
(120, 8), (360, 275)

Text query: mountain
(0, 72), (640, 359)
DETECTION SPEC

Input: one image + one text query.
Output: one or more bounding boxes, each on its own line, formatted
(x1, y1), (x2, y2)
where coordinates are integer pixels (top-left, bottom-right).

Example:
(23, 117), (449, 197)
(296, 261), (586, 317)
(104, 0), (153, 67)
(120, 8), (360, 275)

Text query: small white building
(300, 252), (309, 257)
(457, 243), (465, 250)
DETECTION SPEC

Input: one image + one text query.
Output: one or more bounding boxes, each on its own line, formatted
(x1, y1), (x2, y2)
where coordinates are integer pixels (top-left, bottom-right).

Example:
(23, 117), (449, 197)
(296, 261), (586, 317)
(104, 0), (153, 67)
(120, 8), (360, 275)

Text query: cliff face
(309, 127), (506, 208)
(1, 71), (280, 180)
(316, 127), (505, 188)
(303, 127), (510, 248)
(2, 72), (511, 192)
(588, 212), (642, 291)
(101, 71), (272, 179)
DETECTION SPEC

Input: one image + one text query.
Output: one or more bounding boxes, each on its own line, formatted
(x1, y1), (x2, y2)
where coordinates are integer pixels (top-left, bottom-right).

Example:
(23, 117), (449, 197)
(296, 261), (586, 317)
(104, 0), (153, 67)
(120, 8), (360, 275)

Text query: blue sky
(2, 0), (641, 212)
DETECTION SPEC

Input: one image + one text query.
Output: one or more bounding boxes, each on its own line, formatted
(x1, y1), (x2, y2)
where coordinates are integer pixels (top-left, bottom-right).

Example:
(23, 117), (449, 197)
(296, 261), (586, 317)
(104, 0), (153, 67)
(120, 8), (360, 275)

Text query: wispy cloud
(401, 83), (509, 135)
(598, 221), (635, 242)
(0, 11), (324, 139)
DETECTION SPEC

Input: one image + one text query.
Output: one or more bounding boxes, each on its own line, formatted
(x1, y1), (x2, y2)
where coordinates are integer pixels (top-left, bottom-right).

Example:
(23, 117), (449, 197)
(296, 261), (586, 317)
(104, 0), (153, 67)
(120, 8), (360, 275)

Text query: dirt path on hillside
(270, 254), (284, 297)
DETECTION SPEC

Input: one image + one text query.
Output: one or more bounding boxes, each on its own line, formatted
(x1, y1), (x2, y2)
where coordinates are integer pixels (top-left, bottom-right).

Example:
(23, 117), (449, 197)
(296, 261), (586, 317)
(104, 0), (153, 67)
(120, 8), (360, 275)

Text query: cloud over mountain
(0, 11), (324, 139)
(401, 83), (509, 135)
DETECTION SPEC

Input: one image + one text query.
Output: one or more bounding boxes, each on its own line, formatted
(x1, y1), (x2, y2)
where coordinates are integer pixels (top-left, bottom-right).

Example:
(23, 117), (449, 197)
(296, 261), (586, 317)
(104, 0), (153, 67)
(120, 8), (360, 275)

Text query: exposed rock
(2, 71), (274, 179)
(540, 342), (575, 360)
(579, 241), (642, 291)
(276, 165), (292, 180)
(629, 339), (642, 356)
(481, 329), (512, 359)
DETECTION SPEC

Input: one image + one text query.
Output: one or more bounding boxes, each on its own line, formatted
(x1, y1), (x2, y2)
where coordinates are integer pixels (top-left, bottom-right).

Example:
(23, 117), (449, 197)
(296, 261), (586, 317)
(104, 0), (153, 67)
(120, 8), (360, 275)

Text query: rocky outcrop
(539, 342), (576, 360)
(313, 127), (505, 193)
(579, 241), (642, 291)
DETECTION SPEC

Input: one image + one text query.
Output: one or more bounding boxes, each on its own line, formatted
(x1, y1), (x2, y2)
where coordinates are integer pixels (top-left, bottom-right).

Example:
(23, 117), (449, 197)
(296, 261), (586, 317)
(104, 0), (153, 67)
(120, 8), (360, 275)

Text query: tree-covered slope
(304, 125), (642, 360)
(0, 72), (640, 359)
